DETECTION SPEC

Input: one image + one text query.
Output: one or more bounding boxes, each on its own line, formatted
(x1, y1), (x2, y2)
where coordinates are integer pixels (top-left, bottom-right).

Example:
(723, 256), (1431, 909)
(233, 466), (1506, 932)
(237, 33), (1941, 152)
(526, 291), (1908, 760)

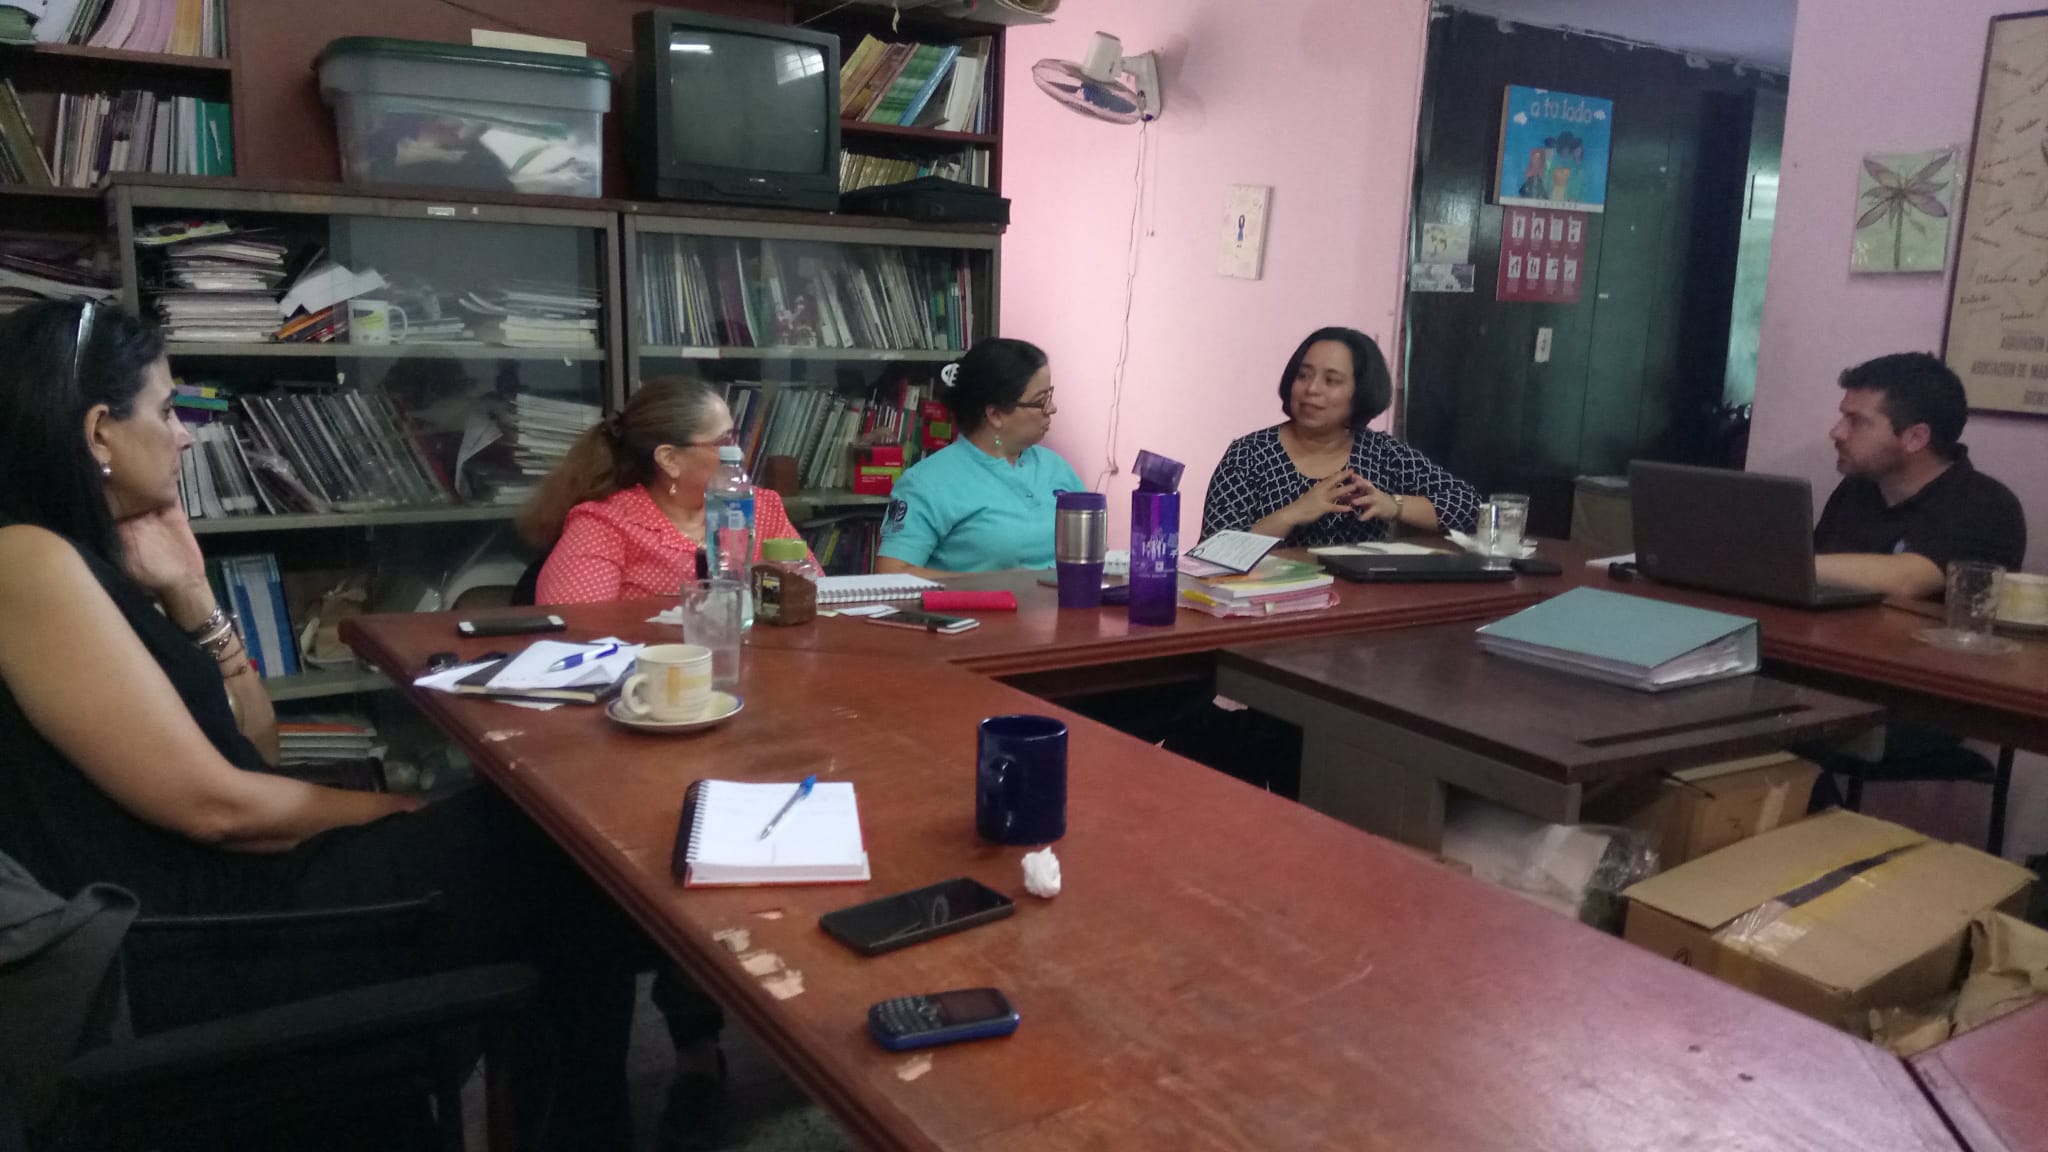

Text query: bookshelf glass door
(129, 205), (614, 524)
(631, 226), (994, 576)
(633, 232), (990, 358)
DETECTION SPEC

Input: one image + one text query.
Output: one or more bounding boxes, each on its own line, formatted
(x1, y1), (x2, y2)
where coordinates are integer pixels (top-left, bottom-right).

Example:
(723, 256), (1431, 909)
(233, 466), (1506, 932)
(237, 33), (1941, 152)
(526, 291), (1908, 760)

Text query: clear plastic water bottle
(704, 445), (756, 628)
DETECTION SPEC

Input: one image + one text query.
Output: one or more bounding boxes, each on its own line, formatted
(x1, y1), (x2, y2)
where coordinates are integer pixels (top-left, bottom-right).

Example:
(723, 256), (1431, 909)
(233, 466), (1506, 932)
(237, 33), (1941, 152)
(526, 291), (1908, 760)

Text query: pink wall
(998, 0), (1431, 539)
(1752, 0), (2047, 572)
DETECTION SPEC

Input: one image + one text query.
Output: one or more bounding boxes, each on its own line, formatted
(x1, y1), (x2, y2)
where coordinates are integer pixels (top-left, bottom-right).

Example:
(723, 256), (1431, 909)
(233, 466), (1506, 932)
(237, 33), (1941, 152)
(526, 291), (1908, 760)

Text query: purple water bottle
(1127, 450), (1184, 627)
(1054, 491), (1108, 608)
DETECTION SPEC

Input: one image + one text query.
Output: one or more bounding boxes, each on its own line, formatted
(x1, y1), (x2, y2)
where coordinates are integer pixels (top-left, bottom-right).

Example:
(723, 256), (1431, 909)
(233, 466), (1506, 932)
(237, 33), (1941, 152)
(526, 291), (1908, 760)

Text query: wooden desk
(1911, 1000), (2048, 1152)
(343, 607), (1957, 1152)
(520, 569), (1548, 698)
(1215, 624), (1885, 848)
(1563, 567), (2048, 755)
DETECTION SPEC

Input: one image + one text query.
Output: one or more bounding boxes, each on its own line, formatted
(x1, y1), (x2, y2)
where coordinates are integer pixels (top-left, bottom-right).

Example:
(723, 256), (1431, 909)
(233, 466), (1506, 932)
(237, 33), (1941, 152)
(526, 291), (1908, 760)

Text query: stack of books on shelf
(1178, 556), (1337, 619)
(640, 236), (973, 352)
(839, 34), (993, 133)
(0, 238), (116, 315)
(461, 282), (602, 349)
(277, 716), (382, 768)
(743, 374), (931, 486)
(1, 88), (234, 187)
(500, 393), (601, 504)
(144, 224), (289, 341)
(212, 553), (300, 680)
(840, 147), (990, 192)
(175, 386), (455, 518)
(34, 0), (228, 54)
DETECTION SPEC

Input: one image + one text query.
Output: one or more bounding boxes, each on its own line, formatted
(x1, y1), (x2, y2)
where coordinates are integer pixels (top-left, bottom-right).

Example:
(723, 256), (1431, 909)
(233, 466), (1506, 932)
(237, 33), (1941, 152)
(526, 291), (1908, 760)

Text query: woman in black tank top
(0, 303), (721, 1151)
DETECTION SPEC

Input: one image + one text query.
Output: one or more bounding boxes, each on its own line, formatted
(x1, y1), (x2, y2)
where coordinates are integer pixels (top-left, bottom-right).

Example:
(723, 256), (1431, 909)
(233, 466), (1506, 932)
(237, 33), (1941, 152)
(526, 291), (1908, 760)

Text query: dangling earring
(99, 462), (112, 479)
(668, 480), (678, 497)
(992, 433), (1004, 451)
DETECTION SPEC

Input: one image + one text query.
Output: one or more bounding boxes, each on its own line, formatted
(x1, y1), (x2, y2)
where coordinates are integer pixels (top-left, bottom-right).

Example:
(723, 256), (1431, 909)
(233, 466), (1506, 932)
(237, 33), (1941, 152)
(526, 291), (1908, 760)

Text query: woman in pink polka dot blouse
(519, 379), (810, 604)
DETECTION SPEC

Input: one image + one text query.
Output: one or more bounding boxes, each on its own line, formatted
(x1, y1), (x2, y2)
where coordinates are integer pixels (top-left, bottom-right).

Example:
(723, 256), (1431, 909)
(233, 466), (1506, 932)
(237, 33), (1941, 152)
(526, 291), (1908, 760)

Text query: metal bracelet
(195, 619), (240, 661)
(183, 605), (230, 641)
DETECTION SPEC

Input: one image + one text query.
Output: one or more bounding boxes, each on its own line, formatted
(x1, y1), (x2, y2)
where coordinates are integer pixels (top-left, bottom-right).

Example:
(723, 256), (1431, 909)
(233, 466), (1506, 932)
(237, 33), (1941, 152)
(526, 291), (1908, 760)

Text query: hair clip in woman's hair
(939, 362), (960, 387)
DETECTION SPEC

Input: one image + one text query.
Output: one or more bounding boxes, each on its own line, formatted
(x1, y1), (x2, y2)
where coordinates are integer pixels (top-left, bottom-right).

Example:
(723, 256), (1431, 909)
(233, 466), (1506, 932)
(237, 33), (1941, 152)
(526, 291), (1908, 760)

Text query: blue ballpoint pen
(547, 642), (620, 673)
(758, 775), (817, 841)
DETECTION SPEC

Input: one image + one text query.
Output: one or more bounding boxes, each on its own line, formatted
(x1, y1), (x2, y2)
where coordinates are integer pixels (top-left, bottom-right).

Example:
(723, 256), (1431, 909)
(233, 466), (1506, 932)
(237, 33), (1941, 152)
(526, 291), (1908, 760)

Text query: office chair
(510, 551), (547, 608)
(1820, 726), (2017, 856)
(34, 891), (537, 1152)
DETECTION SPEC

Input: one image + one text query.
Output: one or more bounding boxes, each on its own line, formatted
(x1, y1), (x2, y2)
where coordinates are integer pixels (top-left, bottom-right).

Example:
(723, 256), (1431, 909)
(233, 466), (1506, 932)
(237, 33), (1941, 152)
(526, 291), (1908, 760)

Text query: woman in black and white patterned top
(1201, 327), (1480, 547)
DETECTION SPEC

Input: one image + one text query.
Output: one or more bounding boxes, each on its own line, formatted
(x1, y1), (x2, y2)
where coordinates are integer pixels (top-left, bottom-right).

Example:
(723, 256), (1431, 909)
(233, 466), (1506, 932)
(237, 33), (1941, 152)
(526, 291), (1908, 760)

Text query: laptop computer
(1317, 553), (1517, 584)
(1627, 461), (1884, 610)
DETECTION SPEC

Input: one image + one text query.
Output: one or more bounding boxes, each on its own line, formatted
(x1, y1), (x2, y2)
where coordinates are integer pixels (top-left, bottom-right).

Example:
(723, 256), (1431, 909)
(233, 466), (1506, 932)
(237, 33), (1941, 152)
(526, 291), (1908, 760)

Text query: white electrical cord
(1096, 118), (1149, 490)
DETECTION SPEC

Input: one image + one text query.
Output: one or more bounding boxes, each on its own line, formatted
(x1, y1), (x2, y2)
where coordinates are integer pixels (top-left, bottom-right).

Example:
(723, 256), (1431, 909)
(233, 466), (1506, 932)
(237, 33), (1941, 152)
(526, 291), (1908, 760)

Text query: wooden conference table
(1216, 622), (1885, 848)
(1557, 562), (2048, 756)
(344, 571), (1961, 1152)
(1912, 999), (2048, 1152)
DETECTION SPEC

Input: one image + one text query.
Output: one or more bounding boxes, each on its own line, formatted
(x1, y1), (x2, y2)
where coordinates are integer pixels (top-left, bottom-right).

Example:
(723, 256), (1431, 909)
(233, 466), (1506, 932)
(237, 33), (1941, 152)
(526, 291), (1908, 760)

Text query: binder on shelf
(216, 552), (298, 679)
(1476, 587), (1758, 693)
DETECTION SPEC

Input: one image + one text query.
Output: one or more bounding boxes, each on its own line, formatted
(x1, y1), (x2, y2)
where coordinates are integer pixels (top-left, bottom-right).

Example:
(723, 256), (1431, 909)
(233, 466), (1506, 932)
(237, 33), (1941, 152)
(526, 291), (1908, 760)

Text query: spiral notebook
(671, 779), (871, 887)
(815, 574), (944, 604)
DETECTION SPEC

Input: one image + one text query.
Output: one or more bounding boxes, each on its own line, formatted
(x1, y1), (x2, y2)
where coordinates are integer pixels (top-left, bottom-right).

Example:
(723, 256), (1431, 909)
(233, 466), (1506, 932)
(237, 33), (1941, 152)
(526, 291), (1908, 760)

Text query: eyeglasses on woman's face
(1011, 387), (1056, 412)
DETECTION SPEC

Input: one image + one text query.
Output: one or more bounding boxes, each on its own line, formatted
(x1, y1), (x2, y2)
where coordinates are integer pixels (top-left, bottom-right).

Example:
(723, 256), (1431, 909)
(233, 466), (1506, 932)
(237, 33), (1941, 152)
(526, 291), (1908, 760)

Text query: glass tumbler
(680, 578), (746, 690)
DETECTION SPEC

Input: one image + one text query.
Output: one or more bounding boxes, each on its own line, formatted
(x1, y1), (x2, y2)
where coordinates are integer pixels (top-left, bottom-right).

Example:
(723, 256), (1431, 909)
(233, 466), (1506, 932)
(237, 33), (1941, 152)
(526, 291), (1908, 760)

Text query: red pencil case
(922, 590), (1018, 613)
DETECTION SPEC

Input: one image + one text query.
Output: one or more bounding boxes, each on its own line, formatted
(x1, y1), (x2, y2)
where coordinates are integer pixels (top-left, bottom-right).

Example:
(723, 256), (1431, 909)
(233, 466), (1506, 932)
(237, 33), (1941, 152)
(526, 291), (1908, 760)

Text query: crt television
(630, 9), (842, 211)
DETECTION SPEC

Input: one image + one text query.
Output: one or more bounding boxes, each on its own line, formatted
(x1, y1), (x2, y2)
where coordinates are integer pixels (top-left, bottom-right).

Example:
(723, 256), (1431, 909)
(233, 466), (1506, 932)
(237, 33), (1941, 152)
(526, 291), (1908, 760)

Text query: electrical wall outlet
(1534, 327), (1553, 364)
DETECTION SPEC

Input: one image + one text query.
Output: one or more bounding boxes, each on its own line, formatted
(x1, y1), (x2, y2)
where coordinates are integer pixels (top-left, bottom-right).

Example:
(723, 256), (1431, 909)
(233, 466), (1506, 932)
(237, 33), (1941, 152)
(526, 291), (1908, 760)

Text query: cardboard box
(1584, 752), (1820, 867)
(1623, 810), (2035, 1036)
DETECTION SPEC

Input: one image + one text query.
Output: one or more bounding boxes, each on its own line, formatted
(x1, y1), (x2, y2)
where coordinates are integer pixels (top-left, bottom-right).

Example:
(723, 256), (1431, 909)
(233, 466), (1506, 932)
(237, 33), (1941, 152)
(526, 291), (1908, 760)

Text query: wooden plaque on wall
(1944, 8), (2048, 417)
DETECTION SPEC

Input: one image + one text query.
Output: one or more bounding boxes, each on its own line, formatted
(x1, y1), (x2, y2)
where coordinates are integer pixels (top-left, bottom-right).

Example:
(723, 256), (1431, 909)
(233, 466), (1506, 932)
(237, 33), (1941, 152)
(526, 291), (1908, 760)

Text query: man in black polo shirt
(1805, 353), (2029, 820)
(1814, 352), (2026, 598)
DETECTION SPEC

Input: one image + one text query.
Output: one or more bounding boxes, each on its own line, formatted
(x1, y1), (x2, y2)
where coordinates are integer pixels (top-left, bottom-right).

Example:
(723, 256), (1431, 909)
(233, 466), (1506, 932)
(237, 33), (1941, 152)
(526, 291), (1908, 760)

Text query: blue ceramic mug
(975, 715), (1068, 845)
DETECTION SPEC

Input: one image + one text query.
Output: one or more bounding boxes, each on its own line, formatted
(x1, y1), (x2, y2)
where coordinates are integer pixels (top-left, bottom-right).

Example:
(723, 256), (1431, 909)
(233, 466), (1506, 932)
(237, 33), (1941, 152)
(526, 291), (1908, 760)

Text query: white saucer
(1916, 627), (2022, 656)
(606, 692), (744, 733)
(1995, 615), (2048, 639)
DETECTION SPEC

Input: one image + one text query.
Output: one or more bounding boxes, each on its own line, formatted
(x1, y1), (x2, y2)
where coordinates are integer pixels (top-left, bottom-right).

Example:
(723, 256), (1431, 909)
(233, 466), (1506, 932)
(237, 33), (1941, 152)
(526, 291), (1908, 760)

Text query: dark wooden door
(1403, 10), (1786, 537)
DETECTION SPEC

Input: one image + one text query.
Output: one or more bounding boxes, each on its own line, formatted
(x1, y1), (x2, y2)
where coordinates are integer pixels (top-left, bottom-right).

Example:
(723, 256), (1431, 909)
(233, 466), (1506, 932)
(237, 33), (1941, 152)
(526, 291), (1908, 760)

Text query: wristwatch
(1391, 493), (1407, 520)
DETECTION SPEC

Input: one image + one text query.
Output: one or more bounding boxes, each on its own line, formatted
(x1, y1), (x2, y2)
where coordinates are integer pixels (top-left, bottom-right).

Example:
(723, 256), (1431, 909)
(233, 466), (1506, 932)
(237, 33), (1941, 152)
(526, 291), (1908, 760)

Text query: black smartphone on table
(820, 877), (1015, 956)
(457, 614), (567, 637)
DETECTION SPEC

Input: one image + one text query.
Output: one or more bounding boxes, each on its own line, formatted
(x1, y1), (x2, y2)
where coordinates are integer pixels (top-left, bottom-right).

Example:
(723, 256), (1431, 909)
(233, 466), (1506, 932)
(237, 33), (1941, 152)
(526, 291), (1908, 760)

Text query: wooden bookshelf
(165, 342), (610, 362)
(190, 506), (521, 536)
(839, 121), (999, 147)
(0, 185), (100, 200)
(0, 42), (233, 98)
(264, 666), (391, 703)
(640, 346), (962, 363)
(784, 490), (892, 509)
(16, 42), (233, 72)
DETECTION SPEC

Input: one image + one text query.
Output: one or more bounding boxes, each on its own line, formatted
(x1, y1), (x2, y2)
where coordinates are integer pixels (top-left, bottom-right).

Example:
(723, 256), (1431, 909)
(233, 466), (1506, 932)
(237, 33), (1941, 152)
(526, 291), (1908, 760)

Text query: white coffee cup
(348, 298), (409, 346)
(621, 644), (713, 722)
(2000, 572), (2048, 624)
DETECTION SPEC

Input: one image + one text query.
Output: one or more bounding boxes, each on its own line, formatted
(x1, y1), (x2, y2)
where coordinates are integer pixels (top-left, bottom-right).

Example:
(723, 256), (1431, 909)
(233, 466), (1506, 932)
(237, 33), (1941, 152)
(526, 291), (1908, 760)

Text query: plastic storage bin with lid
(317, 37), (612, 198)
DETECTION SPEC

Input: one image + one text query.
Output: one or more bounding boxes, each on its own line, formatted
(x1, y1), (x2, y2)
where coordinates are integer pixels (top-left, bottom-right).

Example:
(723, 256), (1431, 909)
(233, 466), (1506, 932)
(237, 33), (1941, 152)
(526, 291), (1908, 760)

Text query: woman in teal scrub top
(877, 338), (1087, 576)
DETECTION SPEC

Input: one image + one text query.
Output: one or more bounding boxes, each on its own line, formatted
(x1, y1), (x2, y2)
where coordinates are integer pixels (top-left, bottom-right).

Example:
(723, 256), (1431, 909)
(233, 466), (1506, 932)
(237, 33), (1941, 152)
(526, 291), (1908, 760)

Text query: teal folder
(1476, 587), (1759, 692)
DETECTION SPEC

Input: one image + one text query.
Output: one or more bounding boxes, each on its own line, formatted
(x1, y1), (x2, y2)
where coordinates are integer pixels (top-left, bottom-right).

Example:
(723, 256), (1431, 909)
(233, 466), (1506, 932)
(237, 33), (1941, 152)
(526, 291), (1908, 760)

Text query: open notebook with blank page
(671, 780), (871, 887)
